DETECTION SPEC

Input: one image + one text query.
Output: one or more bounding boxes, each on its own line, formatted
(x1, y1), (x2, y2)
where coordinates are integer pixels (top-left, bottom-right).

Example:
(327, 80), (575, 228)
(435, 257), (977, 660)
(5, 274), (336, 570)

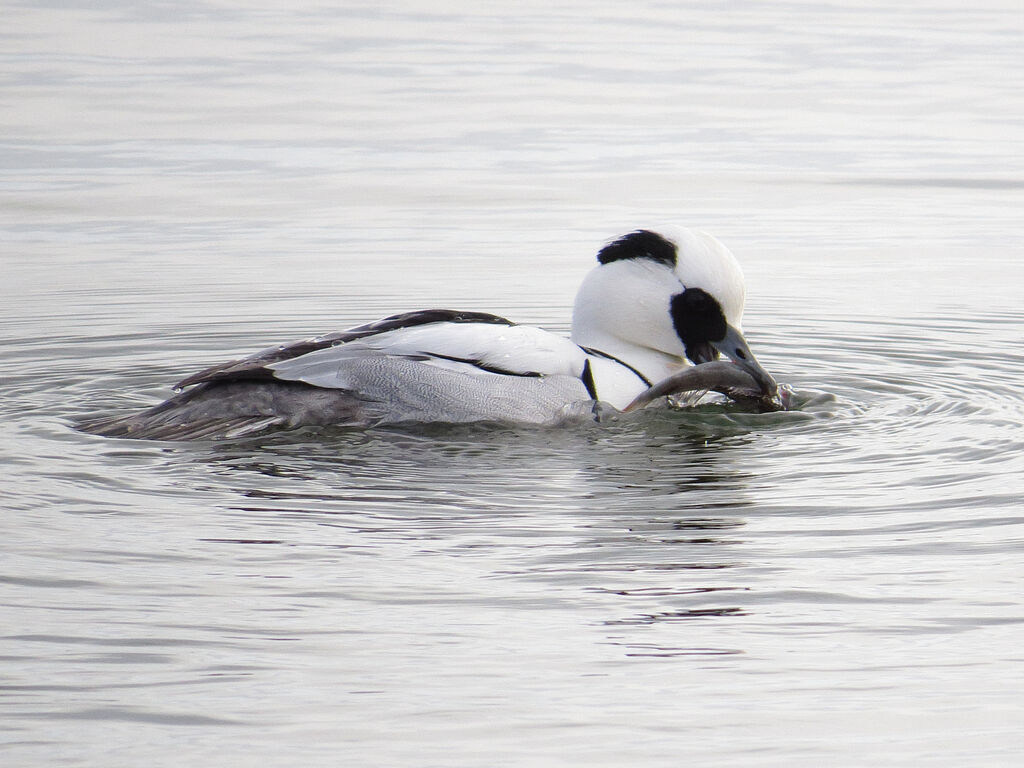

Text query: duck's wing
(80, 312), (596, 440)
(173, 309), (517, 389)
(265, 318), (588, 390)
(79, 352), (595, 439)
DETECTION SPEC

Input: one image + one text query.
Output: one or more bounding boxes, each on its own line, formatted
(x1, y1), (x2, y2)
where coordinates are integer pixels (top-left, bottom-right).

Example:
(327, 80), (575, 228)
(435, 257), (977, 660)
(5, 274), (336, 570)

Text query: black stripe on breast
(581, 359), (598, 400)
(579, 346), (653, 388)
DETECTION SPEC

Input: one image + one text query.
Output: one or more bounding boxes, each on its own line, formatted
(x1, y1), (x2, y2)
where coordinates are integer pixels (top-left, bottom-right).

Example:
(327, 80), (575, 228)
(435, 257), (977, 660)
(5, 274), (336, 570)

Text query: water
(2, 1), (1023, 765)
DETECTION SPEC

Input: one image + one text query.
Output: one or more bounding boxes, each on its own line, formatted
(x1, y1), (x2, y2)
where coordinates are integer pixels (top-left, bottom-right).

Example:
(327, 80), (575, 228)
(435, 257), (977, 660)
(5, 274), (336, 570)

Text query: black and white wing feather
(173, 309), (517, 389)
(79, 310), (594, 439)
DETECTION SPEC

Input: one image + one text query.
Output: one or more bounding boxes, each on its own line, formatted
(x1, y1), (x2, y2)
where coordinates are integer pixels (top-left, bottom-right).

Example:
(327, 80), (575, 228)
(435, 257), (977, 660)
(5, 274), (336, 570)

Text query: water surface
(2, 2), (1023, 766)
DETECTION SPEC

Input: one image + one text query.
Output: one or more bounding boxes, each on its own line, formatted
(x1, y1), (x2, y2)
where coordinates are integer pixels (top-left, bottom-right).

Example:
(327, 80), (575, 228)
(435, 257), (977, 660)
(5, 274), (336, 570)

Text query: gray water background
(2, 1), (1023, 766)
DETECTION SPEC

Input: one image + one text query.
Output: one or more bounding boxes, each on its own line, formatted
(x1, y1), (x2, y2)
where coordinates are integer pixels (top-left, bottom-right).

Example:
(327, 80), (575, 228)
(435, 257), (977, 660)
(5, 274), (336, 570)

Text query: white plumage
(80, 225), (776, 440)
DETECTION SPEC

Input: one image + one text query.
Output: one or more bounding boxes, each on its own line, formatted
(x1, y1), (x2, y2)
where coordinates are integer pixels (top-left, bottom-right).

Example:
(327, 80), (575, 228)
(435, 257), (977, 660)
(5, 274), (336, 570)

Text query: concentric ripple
(735, 310), (1024, 516)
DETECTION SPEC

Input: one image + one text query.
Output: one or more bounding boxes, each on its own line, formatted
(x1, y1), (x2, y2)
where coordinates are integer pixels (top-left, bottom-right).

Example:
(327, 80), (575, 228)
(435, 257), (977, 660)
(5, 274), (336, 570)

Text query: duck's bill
(711, 325), (777, 397)
(622, 360), (786, 413)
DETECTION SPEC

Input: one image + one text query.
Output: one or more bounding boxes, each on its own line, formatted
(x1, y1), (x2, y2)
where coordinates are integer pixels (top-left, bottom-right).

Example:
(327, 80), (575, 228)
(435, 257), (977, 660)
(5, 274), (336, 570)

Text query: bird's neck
(573, 330), (687, 386)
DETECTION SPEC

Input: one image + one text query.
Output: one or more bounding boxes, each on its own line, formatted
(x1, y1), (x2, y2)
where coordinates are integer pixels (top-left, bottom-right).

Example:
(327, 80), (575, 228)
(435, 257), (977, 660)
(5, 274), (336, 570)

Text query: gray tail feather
(77, 380), (375, 441)
(76, 413), (287, 441)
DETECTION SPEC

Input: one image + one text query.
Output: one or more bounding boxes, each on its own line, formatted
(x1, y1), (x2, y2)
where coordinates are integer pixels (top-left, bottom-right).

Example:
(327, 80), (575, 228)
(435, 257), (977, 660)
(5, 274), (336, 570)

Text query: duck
(79, 225), (777, 440)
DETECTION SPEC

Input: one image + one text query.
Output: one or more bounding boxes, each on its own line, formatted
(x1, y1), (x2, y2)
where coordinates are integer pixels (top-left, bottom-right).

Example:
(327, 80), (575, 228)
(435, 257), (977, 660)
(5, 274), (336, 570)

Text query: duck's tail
(77, 380), (373, 441)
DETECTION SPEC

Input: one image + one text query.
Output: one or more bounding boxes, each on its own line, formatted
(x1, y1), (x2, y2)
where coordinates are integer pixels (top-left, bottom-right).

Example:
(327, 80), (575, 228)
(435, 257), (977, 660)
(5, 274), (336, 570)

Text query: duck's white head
(571, 225), (776, 395)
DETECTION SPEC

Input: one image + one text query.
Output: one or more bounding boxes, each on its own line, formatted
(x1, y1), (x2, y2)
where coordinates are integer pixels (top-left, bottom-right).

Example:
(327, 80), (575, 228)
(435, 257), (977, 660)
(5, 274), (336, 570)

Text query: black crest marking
(670, 288), (728, 365)
(596, 230), (677, 266)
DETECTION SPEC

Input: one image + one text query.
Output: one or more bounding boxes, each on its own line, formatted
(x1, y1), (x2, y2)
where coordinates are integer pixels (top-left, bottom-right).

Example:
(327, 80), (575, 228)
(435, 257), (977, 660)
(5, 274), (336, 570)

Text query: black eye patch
(670, 288), (728, 361)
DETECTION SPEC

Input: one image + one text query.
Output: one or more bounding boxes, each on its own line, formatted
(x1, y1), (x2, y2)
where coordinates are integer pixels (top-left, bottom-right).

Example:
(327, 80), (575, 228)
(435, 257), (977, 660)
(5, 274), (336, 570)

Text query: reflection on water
(3, 0), (1024, 766)
(185, 421), (768, 664)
